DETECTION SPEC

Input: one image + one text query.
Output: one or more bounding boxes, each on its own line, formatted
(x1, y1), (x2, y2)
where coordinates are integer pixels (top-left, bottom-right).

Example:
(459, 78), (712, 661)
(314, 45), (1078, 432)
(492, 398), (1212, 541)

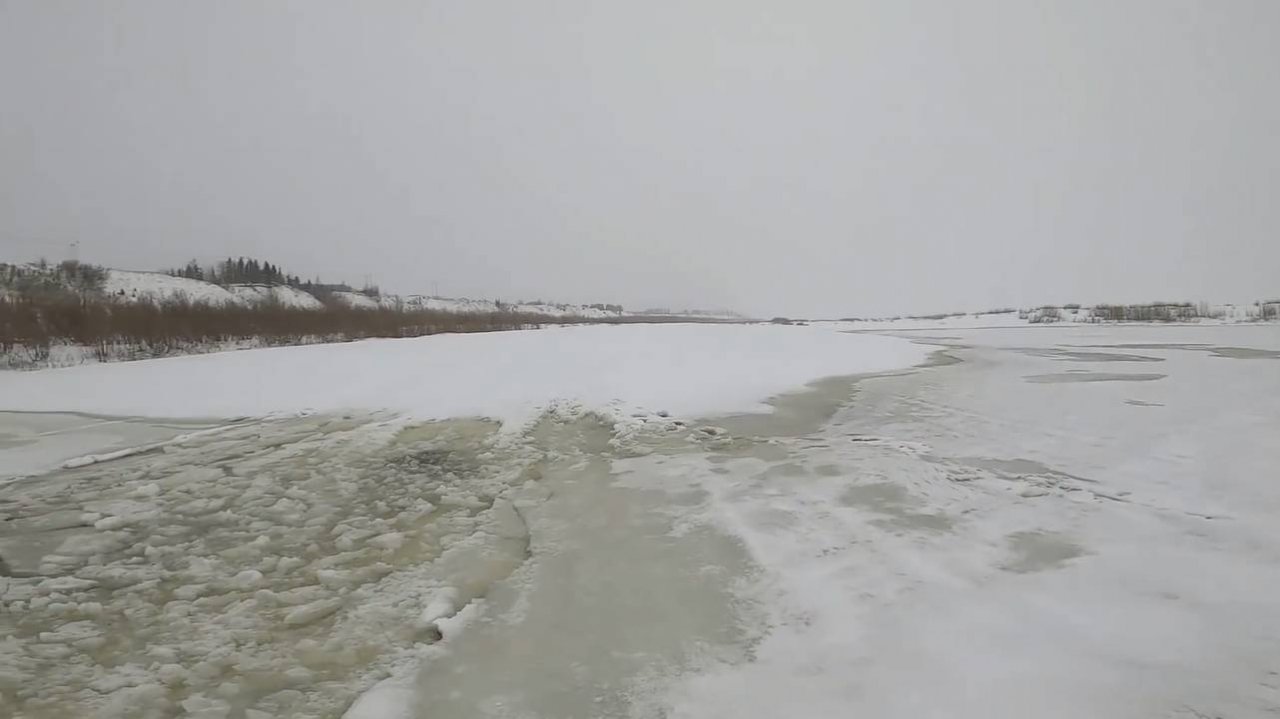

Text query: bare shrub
(0, 294), (733, 369)
(0, 295), (551, 366)
(1090, 302), (1202, 322)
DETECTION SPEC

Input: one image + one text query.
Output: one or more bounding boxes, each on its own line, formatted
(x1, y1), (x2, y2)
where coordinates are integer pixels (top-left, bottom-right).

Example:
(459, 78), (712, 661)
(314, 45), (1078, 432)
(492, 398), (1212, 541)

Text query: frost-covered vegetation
(0, 260), (107, 299)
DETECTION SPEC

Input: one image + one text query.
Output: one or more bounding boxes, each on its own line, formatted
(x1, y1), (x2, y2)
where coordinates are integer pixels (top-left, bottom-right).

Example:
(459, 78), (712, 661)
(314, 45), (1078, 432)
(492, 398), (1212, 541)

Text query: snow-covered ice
(3, 322), (1278, 718)
(0, 414), (238, 484)
(643, 323), (1280, 719)
(0, 323), (929, 426)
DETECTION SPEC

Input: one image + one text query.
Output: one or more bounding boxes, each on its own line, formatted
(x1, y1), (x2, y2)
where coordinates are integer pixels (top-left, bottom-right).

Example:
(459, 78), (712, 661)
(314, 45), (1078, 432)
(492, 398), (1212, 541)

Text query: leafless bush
(1091, 302), (1200, 322)
(0, 294), (736, 368)
(0, 260), (107, 298)
(0, 295), (554, 365)
(1027, 306), (1062, 323)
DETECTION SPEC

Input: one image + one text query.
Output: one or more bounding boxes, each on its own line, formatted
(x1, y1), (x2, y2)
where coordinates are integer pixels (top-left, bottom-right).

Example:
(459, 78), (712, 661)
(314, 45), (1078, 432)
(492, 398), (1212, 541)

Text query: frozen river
(2, 323), (1278, 718)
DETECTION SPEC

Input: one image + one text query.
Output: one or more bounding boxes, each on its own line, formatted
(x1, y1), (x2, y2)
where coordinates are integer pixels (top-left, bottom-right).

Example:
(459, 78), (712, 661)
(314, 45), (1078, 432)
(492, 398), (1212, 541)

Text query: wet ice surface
(1007, 347), (1166, 362)
(4, 324), (1280, 718)
(1023, 371), (1167, 383)
(354, 417), (756, 719)
(0, 413), (542, 718)
(1079, 342), (1280, 360)
(0, 405), (760, 719)
(0, 413), (235, 484)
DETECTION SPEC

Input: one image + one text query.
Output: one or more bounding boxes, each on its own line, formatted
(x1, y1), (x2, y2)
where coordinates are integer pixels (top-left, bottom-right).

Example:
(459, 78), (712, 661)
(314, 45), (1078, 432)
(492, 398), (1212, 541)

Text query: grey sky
(2, 1), (1277, 317)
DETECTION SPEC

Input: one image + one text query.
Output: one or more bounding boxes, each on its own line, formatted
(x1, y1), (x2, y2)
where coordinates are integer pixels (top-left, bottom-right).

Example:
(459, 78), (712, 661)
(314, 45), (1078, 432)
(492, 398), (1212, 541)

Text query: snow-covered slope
(228, 283), (325, 310)
(328, 290), (383, 310)
(104, 272), (326, 310)
(837, 303), (1279, 330)
(102, 270), (247, 306)
(398, 296), (502, 313)
(518, 302), (623, 318)
(338, 292), (631, 318)
(20, 264), (733, 319)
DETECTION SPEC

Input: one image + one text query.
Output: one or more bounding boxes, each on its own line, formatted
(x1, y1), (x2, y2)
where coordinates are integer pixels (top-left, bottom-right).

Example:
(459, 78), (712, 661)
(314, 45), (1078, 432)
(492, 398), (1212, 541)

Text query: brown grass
(0, 296), (556, 364)
(0, 295), (736, 368)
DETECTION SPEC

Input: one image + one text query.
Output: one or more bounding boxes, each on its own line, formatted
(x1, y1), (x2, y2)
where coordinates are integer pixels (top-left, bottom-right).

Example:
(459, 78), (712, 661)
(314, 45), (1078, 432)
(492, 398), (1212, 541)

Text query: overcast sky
(2, 1), (1277, 317)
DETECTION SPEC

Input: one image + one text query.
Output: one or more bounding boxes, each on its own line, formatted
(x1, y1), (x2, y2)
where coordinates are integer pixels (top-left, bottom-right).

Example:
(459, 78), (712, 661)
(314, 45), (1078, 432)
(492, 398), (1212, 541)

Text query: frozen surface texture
(0, 324), (928, 426)
(3, 323), (1278, 718)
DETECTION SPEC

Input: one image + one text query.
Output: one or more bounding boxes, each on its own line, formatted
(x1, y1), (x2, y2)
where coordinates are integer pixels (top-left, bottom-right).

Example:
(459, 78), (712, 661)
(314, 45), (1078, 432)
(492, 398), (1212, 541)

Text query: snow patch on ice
(0, 324), (931, 429)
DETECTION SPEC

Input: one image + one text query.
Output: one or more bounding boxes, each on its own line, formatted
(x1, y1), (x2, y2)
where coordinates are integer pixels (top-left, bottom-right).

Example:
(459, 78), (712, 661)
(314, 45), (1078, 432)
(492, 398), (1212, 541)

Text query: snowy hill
(227, 283), (326, 310)
(103, 270), (246, 306)
(399, 295), (503, 313)
(837, 302), (1280, 329)
(393, 295), (623, 317)
(103, 272), (321, 310)
(5, 262), (741, 320)
(325, 291), (634, 318)
(326, 290), (382, 309)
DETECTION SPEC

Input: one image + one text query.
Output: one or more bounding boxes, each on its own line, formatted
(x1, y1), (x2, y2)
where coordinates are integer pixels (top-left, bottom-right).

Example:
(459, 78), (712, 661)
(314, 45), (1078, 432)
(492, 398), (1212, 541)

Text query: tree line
(169, 257), (305, 288)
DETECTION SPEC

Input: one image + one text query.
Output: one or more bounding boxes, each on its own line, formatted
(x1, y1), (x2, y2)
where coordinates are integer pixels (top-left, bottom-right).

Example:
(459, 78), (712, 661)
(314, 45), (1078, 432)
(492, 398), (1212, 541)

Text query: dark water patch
(403, 415), (756, 719)
(872, 512), (954, 533)
(1080, 343), (1209, 350)
(948, 456), (1097, 490)
(712, 376), (863, 438)
(1003, 531), (1086, 573)
(954, 456), (1090, 481)
(1207, 346), (1280, 360)
(762, 462), (808, 479)
(839, 481), (909, 509)
(1007, 347), (1165, 363)
(0, 433), (37, 450)
(923, 349), (964, 367)
(704, 438), (792, 463)
(839, 481), (955, 532)
(702, 344), (960, 442)
(1079, 343), (1279, 360)
(1024, 372), (1166, 384)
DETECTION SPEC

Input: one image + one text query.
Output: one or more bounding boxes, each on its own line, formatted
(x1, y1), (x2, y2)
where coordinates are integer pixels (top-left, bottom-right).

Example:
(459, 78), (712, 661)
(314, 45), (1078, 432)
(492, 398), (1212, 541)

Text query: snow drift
(0, 324), (929, 425)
